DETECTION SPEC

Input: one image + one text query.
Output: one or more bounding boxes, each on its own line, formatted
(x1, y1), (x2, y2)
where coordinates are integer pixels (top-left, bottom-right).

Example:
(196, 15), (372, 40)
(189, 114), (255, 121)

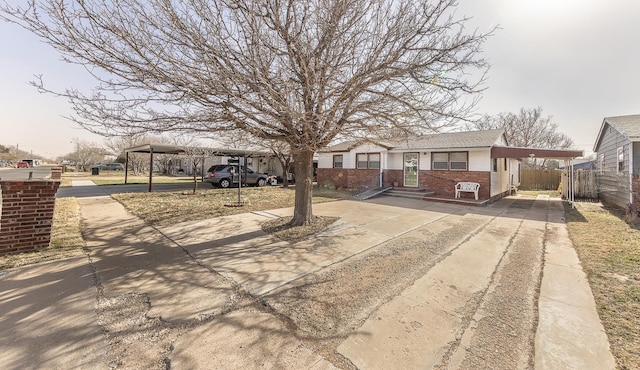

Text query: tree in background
(467, 107), (574, 149)
(104, 135), (153, 175)
(466, 107), (574, 169)
(2, 0), (490, 225)
(67, 138), (105, 171)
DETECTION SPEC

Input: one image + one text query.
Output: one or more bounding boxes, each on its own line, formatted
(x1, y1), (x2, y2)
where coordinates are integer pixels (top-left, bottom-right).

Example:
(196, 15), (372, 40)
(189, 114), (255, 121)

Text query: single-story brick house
(317, 129), (583, 201)
(592, 114), (640, 222)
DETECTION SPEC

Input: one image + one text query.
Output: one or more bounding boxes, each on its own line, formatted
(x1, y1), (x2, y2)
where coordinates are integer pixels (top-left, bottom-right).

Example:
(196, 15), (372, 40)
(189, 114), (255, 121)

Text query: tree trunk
(274, 151), (291, 188)
(290, 149), (315, 226)
(191, 161), (199, 194)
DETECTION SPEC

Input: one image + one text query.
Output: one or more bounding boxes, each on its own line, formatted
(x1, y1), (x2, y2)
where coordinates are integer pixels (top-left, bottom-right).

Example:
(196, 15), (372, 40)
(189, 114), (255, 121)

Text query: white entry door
(403, 153), (419, 187)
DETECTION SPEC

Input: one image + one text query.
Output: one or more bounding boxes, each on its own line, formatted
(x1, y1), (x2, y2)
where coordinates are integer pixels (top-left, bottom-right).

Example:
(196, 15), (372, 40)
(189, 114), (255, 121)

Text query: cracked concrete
(0, 190), (616, 369)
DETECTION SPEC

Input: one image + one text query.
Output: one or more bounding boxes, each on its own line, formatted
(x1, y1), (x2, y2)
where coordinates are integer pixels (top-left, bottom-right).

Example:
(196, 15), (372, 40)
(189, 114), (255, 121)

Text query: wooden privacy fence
(520, 169), (562, 190)
(561, 169), (598, 199)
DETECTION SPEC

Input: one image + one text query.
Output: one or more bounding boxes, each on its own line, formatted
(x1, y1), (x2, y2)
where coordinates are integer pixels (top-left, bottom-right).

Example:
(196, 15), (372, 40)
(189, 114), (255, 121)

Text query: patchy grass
(565, 201), (640, 370)
(0, 198), (85, 270)
(262, 216), (339, 242)
(518, 190), (561, 198)
(112, 185), (352, 226)
(92, 174), (198, 185)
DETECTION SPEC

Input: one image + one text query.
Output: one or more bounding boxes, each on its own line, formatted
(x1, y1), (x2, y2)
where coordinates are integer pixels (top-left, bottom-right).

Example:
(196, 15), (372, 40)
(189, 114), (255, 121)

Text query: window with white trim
(433, 152), (468, 171)
(356, 153), (381, 169)
(598, 154), (605, 174)
(333, 155), (343, 168)
(617, 147), (624, 172)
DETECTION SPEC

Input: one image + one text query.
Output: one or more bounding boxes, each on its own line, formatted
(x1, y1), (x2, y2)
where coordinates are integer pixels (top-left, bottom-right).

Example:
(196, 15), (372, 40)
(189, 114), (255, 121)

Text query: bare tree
(68, 138), (104, 171)
(467, 107), (574, 149)
(466, 107), (574, 169)
(215, 129), (294, 187)
(105, 134), (158, 175)
(181, 146), (221, 194)
(2, 0), (489, 225)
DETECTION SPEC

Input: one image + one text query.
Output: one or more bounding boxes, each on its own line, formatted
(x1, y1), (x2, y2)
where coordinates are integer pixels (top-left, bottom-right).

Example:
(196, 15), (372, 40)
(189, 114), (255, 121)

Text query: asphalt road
(56, 182), (202, 198)
(0, 166), (55, 181)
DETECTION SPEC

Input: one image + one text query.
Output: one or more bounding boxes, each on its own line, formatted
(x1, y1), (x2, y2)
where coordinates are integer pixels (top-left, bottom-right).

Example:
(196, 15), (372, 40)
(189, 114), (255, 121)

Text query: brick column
(50, 166), (63, 180)
(0, 180), (61, 256)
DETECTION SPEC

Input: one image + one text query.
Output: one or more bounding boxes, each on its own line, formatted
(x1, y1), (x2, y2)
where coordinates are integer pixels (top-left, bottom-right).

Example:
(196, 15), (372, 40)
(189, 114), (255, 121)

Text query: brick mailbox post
(0, 167), (62, 256)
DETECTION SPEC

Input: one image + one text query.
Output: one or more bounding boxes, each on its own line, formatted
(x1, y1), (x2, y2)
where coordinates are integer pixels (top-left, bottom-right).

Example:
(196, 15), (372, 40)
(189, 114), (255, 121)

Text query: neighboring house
(559, 158), (595, 170)
(317, 129), (583, 202)
(593, 114), (640, 217)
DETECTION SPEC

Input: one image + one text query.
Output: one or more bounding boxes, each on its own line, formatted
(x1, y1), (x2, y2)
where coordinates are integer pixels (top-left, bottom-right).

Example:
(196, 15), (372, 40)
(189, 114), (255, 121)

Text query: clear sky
(1, 0), (639, 158)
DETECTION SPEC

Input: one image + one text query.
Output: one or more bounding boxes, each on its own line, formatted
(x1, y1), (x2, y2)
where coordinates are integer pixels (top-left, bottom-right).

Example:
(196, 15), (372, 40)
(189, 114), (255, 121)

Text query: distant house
(593, 114), (640, 218)
(317, 129), (583, 202)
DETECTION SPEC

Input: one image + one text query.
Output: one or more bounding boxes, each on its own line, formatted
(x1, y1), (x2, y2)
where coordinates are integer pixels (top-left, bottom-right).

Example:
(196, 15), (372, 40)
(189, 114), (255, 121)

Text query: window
(432, 153), (449, 170)
(356, 153), (381, 169)
(598, 154), (605, 174)
(504, 158), (507, 171)
(369, 153), (380, 169)
(357, 153), (368, 169)
(618, 147), (624, 172)
(492, 158), (498, 172)
(433, 152), (468, 171)
(333, 155), (343, 168)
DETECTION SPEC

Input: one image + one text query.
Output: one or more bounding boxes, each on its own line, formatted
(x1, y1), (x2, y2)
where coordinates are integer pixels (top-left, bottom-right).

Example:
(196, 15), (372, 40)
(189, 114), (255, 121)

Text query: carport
(123, 144), (274, 192)
(490, 146), (584, 206)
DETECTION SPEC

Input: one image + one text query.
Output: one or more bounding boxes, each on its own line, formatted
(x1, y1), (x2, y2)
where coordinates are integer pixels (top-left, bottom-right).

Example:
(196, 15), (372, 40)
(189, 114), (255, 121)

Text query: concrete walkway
(0, 181), (616, 369)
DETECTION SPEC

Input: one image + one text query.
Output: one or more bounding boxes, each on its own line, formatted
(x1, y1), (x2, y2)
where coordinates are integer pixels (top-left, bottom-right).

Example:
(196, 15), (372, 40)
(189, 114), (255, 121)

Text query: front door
(403, 153), (419, 187)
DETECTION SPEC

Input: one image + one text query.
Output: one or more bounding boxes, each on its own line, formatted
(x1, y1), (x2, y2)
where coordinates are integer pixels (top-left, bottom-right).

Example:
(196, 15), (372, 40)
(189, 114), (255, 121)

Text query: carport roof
(124, 143), (272, 157)
(491, 146), (583, 159)
(124, 144), (185, 154)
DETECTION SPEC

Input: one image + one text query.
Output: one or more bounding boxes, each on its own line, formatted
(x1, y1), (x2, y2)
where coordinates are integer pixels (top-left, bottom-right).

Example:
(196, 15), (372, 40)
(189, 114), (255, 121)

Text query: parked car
(205, 164), (269, 188)
(16, 161), (29, 168)
(92, 163), (125, 171)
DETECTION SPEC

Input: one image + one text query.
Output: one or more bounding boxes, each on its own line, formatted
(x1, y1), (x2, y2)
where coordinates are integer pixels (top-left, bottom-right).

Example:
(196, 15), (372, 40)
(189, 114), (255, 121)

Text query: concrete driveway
(0, 192), (615, 369)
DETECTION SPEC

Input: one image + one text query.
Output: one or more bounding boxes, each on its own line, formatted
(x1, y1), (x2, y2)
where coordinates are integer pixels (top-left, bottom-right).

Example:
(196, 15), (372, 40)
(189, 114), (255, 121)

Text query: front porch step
(386, 188), (435, 200)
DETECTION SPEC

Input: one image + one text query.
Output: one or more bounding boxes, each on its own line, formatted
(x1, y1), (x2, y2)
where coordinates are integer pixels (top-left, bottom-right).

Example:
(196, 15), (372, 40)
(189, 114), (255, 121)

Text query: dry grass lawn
(0, 186), (353, 270)
(112, 186), (353, 226)
(0, 197), (85, 270)
(565, 202), (640, 370)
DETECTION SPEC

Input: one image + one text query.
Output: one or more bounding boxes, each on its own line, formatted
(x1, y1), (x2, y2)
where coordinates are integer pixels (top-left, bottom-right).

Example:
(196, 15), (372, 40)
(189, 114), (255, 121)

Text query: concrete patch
(170, 311), (336, 369)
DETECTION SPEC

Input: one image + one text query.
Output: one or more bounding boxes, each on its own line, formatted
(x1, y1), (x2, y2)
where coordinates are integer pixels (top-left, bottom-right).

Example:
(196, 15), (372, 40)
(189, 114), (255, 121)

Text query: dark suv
(205, 165), (269, 188)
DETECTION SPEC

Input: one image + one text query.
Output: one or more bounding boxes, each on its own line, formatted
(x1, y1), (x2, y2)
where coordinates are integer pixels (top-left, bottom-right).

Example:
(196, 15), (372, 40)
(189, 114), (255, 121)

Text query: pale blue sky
(1, 0), (639, 158)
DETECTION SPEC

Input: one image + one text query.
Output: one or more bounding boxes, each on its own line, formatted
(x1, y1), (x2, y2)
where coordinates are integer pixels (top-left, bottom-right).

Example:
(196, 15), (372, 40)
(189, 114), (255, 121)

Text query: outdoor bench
(455, 182), (480, 200)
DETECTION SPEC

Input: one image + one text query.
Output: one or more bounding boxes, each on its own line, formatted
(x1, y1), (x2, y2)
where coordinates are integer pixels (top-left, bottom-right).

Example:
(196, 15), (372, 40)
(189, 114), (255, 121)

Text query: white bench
(455, 182), (480, 200)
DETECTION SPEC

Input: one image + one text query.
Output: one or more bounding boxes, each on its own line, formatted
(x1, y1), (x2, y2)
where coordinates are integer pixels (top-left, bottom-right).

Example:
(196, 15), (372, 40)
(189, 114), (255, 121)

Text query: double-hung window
(617, 147), (624, 172)
(356, 153), (381, 169)
(333, 155), (343, 168)
(432, 152), (468, 171)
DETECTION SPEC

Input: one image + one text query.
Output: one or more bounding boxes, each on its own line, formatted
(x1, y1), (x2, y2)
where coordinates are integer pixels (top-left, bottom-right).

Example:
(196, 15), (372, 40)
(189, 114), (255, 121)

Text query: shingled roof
(604, 115), (640, 138)
(389, 129), (505, 150)
(323, 129), (505, 152)
(594, 114), (640, 151)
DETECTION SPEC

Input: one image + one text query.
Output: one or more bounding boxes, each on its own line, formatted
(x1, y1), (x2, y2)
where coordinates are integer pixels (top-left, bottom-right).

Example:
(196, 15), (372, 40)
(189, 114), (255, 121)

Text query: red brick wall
(317, 168), (380, 189)
(320, 167), (491, 200)
(383, 169), (491, 199)
(0, 179), (61, 256)
(383, 170), (404, 187)
(419, 171), (491, 199)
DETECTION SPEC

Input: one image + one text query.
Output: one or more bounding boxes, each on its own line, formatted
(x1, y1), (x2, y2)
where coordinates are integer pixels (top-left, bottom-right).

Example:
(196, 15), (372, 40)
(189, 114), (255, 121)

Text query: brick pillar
(50, 166), (63, 180)
(0, 180), (61, 256)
